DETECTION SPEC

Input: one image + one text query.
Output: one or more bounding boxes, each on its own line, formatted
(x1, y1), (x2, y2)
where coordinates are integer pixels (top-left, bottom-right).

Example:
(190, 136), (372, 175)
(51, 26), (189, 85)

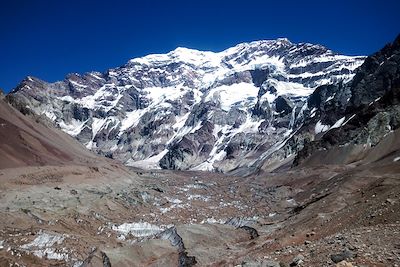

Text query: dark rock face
(293, 34), (400, 166)
(179, 251), (197, 267)
(101, 251), (112, 267)
(157, 227), (197, 267)
(239, 226), (259, 239)
(6, 39), (364, 172)
(252, 100), (272, 120)
(275, 96), (293, 115)
(349, 35), (400, 109)
(330, 248), (354, 263)
(290, 254), (304, 266)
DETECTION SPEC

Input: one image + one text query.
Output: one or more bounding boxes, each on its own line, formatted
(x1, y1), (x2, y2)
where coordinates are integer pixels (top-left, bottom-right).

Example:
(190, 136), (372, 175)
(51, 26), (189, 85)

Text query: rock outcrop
(293, 34), (400, 166)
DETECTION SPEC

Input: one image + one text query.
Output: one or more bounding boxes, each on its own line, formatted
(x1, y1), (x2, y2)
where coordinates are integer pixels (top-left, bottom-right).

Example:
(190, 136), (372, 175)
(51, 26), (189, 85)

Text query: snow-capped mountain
(8, 38), (365, 172)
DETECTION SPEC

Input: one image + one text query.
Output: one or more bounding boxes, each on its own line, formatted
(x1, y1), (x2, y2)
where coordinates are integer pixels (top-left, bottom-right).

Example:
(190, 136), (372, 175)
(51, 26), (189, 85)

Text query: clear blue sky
(1, 0), (399, 93)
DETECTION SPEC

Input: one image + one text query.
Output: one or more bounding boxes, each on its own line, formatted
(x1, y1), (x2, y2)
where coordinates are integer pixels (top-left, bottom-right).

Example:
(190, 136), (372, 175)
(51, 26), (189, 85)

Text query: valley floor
(0, 160), (399, 266)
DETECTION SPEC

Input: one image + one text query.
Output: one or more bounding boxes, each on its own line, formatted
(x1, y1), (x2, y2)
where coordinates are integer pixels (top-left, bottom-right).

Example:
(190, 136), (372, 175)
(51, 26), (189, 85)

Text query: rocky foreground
(0, 154), (399, 266)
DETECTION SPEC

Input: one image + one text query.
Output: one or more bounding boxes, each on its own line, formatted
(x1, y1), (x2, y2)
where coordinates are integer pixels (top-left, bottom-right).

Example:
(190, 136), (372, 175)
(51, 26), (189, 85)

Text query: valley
(0, 158), (399, 266)
(0, 34), (399, 266)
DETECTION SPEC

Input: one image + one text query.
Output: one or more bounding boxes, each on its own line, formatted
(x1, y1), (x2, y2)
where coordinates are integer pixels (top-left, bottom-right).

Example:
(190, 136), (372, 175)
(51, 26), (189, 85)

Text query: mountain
(2, 36), (400, 267)
(7, 38), (365, 172)
(292, 34), (400, 167)
(0, 93), (101, 168)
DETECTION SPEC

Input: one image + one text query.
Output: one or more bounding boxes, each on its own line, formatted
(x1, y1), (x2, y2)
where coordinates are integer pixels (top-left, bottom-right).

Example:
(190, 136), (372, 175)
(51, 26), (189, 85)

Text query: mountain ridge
(7, 38), (366, 173)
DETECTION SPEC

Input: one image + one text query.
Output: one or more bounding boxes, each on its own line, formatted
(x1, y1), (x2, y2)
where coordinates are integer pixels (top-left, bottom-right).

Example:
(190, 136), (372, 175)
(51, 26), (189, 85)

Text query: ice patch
(394, 157), (400, 162)
(21, 232), (65, 249)
(244, 55), (285, 73)
(315, 120), (330, 134)
(43, 110), (57, 121)
(85, 117), (110, 149)
(69, 80), (88, 88)
(330, 116), (346, 130)
(272, 80), (314, 97)
(90, 73), (103, 80)
(59, 95), (75, 102)
(310, 107), (317, 118)
(20, 232), (68, 261)
(325, 94), (335, 102)
(159, 203), (188, 214)
(165, 197), (182, 204)
(200, 217), (226, 224)
(59, 119), (89, 136)
(33, 248), (69, 261)
(187, 194), (210, 202)
(343, 114), (356, 126)
(159, 197), (188, 214)
(112, 222), (163, 237)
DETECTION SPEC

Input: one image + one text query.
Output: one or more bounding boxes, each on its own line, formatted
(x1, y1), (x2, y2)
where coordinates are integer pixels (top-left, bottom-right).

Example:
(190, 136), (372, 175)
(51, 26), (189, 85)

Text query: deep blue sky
(1, 0), (399, 93)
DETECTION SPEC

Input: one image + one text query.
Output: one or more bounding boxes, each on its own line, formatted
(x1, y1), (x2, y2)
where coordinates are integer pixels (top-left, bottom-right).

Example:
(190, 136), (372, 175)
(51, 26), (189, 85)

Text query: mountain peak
(126, 38), (328, 69)
(249, 37), (292, 46)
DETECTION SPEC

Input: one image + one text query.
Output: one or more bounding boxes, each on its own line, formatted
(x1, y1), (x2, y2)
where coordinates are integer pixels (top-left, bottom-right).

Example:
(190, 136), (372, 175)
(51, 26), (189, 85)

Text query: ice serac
(7, 38), (365, 172)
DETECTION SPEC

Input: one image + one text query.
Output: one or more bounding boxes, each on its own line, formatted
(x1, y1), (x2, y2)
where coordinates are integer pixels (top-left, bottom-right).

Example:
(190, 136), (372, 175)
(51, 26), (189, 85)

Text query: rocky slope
(6, 39), (365, 172)
(0, 95), (103, 169)
(1, 149), (399, 266)
(291, 34), (400, 167)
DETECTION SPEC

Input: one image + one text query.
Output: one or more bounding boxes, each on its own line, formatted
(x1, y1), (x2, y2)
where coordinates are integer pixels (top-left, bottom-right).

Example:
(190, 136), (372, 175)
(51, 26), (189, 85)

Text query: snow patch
(20, 232), (68, 261)
(310, 107), (317, 118)
(200, 217), (226, 224)
(33, 248), (69, 261)
(187, 194), (210, 202)
(159, 197), (188, 214)
(112, 222), (163, 237)
(126, 149), (168, 169)
(315, 120), (330, 134)
(21, 232), (64, 249)
(260, 79), (314, 104)
(330, 116), (346, 130)
(59, 84), (123, 112)
(343, 114), (356, 126)
(69, 80), (88, 88)
(325, 94), (335, 102)
(59, 119), (88, 136)
(205, 82), (259, 111)
(120, 109), (146, 132)
(143, 84), (189, 103)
